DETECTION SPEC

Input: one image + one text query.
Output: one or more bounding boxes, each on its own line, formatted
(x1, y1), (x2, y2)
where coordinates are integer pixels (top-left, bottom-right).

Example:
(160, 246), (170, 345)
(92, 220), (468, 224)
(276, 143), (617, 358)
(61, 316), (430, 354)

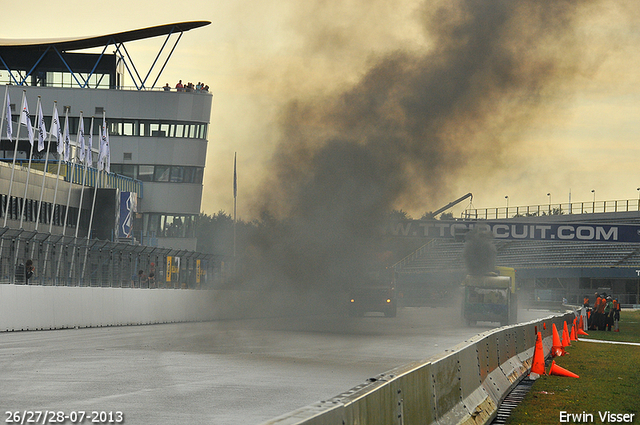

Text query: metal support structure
(0, 22), (205, 90)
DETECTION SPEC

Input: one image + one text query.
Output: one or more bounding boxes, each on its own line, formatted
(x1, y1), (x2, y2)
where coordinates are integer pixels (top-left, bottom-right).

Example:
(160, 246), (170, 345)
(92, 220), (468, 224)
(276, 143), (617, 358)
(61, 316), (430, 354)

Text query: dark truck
(348, 267), (397, 317)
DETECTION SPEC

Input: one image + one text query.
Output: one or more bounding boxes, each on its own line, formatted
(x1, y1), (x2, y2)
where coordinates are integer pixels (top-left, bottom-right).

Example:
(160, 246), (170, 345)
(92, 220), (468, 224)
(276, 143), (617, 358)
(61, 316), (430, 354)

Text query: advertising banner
(118, 192), (137, 238)
(383, 220), (640, 243)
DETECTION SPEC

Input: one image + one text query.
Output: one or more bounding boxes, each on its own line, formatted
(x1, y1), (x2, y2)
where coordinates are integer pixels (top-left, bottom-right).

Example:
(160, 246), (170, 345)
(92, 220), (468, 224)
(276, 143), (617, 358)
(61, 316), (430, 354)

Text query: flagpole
(3, 90), (24, 285)
(3, 90), (26, 228)
(0, 86), (9, 266)
(12, 95), (38, 284)
(233, 152), (237, 276)
(34, 101), (55, 231)
(48, 108), (68, 234)
(75, 116), (91, 239)
(42, 104), (66, 283)
(0, 85), (7, 159)
(56, 112), (84, 285)
(81, 117), (98, 284)
(19, 96), (41, 229)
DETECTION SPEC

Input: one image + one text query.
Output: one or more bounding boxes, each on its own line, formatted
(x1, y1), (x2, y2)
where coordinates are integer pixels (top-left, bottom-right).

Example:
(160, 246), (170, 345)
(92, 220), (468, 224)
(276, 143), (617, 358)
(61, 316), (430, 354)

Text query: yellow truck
(462, 266), (517, 326)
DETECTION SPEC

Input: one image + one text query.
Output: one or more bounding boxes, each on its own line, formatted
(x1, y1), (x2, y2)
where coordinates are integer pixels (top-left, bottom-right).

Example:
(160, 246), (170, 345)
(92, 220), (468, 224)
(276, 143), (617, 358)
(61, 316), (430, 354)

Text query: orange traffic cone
(578, 315), (584, 330)
(543, 322), (547, 330)
(562, 322), (571, 347)
(570, 320), (577, 342)
(548, 360), (579, 378)
(577, 328), (589, 336)
(530, 331), (546, 376)
(552, 323), (565, 357)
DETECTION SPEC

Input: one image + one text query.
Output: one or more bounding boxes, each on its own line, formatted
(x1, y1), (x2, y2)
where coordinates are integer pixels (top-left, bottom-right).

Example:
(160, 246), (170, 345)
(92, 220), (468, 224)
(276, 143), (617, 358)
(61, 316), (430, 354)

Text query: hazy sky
(3, 0), (640, 219)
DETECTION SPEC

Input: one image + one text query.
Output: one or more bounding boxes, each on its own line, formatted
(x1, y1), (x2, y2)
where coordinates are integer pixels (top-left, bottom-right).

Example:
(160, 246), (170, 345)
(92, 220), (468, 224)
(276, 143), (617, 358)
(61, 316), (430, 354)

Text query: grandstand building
(0, 21), (211, 251)
(393, 204), (640, 307)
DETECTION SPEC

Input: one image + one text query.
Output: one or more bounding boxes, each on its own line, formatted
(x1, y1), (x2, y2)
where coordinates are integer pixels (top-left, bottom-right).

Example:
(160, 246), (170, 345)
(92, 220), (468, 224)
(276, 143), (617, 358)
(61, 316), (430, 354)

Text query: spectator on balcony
(175, 80), (184, 92)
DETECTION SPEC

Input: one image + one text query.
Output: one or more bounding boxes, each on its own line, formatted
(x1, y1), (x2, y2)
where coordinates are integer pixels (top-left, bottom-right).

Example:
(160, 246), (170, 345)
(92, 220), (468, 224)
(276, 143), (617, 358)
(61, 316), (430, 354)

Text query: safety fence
(465, 199), (640, 220)
(0, 227), (216, 289)
(262, 311), (575, 425)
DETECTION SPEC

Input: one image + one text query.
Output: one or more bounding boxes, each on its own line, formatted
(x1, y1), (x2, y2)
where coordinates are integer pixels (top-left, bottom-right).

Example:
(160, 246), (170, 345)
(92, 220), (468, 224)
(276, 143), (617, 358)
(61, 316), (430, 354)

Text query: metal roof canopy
(0, 21), (210, 90)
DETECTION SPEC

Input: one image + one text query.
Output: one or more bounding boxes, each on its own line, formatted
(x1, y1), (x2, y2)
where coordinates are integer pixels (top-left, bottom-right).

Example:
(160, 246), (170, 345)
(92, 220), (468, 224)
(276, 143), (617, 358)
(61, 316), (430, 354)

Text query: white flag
(20, 96), (34, 146)
(5, 92), (11, 142)
(97, 124), (103, 171)
(86, 120), (93, 167)
(104, 122), (110, 173)
(51, 106), (63, 154)
(105, 130), (111, 173)
(63, 113), (71, 162)
(77, 115), (85, 163)
(36, 102), (47, 152)
(98, 114), (109, 171)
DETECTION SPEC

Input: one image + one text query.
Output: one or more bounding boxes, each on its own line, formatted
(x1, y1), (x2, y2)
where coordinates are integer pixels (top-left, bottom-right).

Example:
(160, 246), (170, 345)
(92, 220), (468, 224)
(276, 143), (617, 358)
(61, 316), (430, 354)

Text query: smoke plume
(463, 227), (497, 276)
(245, 0), (602, 290)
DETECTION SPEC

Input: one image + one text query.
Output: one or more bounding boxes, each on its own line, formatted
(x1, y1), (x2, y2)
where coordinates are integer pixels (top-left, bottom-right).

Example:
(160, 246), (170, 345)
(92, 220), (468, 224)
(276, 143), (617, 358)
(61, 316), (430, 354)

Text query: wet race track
(0, 307), (555, 425)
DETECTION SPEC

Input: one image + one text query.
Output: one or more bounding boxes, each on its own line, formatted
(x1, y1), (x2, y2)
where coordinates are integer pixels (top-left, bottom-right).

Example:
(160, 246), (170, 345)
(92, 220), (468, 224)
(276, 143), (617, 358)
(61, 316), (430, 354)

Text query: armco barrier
(263, 311), (576, 425)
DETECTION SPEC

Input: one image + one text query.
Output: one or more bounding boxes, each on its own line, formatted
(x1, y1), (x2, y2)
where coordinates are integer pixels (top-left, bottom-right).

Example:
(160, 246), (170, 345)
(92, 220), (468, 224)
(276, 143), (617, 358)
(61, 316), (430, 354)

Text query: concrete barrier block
(0, 284), (18, 331)
(67, 287), (84, 328)
(481, 364), (510, 405)
(476, 331), (498, 383)
(395, 362), (437, 425)
(16, 285), (36, 330)
(494, 330), (509, 365)
(262, 400), (345, 425)
(455, 341), (494, 424)
(343, 378), (398, 425)
(431, 352), (468, 424)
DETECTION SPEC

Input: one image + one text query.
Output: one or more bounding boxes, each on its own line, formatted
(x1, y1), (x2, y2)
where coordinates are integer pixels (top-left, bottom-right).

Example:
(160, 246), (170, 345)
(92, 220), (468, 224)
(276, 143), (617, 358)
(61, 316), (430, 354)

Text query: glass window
(123, 122), (135, 136)
(138, 165), (154, 182)
(147, 214), (161, 236)
(154, 166), (170, 182)
(165, 215), (185, 238)
(170, 166), (184, 183)
(120, 164), (136, 179)
(175, 124), (183, 138)
(183, 167), (195, 183)
(150, 123), (165, 137)
(194, 168), (204, 184)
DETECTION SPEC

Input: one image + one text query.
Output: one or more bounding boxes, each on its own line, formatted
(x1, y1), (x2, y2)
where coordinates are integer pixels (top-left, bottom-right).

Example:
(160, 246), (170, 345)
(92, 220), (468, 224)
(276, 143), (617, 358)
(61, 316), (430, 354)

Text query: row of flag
(4, 92), (110, 172)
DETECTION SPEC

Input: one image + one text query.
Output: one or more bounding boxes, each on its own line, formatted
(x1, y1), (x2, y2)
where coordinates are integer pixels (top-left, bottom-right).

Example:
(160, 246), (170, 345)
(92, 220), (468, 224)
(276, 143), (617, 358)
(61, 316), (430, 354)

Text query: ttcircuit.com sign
(383, 220), (640, 243)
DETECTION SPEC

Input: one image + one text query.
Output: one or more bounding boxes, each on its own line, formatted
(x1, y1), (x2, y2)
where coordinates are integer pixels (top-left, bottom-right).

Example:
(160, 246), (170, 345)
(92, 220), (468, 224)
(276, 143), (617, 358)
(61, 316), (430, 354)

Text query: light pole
(591, 189), (596, 213)
(547, 192), (551, 214)
(505, 195), (509, 218)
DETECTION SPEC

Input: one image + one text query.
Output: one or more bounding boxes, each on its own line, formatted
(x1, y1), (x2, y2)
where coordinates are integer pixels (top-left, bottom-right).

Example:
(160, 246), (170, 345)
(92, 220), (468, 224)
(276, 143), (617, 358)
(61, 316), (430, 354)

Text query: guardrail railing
(465, 199), (640, 220)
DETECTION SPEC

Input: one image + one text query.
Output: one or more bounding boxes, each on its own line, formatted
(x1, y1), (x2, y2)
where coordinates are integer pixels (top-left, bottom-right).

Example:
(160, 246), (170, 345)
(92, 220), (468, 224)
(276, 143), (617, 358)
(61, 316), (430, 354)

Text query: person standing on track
(581, 295), (590, 331)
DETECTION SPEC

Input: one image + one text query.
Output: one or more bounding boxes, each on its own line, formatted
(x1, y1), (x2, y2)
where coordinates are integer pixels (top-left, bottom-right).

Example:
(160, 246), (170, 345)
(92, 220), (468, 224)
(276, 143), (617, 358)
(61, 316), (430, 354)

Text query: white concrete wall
(0, 285), (335, 331)
(0, 285), (217, 331)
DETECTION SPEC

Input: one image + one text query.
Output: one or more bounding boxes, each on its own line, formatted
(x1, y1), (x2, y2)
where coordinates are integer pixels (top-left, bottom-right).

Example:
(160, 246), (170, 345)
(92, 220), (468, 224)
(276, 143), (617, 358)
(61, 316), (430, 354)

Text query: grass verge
(506, 310), (640, 425)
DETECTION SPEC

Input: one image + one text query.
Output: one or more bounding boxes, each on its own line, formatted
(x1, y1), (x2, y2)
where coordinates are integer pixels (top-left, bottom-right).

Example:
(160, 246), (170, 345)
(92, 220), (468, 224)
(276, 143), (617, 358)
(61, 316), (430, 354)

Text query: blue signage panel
(383, 220), (640, 243)
(119, 192), (137, 238)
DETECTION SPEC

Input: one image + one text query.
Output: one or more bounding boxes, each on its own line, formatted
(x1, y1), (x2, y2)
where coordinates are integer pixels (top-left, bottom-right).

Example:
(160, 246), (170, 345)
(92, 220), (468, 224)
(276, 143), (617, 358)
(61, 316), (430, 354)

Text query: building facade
(0, 22), (212, 251)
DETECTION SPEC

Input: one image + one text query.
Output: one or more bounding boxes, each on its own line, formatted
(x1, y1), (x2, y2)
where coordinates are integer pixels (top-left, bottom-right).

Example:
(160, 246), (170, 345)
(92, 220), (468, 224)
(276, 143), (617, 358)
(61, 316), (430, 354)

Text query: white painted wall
(0, 285), (217, 331)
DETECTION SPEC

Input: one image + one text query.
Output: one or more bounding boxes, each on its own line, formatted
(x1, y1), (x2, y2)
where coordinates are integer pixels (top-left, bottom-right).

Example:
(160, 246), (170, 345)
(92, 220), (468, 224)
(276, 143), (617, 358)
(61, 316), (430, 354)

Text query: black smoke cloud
(463, 227), (497, 276)
(246, 0), (599, 290)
